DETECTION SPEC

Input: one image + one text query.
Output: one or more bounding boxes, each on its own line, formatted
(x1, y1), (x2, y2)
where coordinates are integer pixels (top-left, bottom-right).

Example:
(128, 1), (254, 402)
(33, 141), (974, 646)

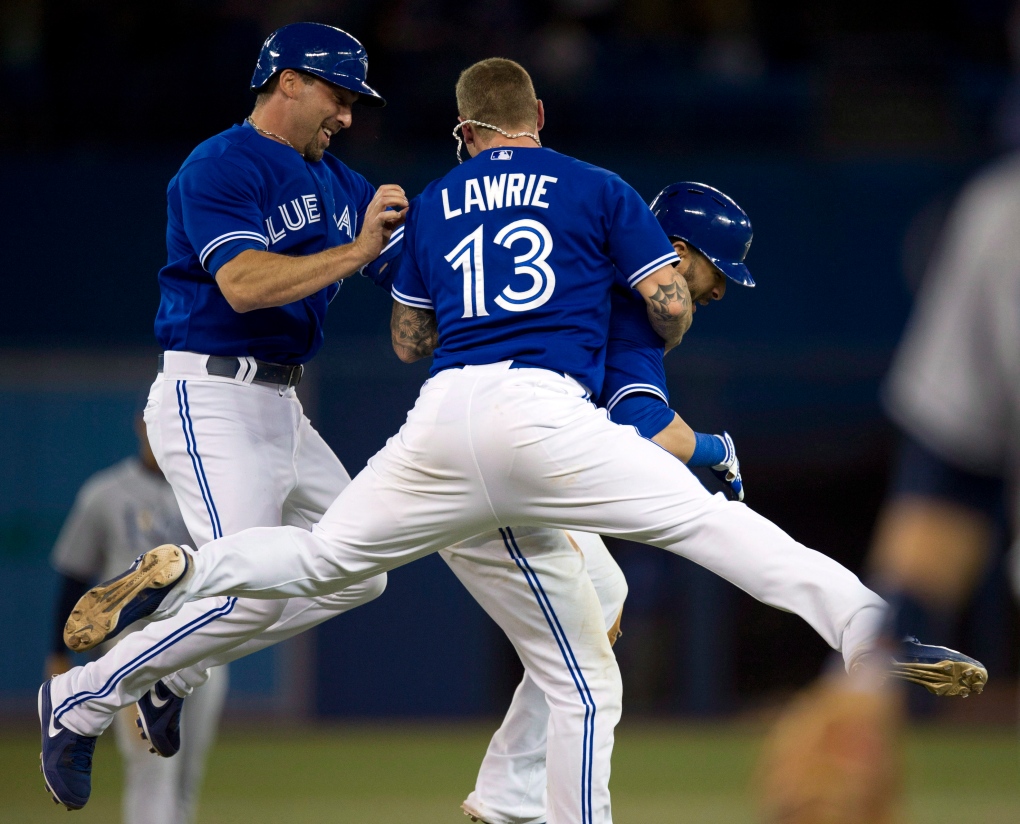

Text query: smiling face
(672, 239), (727, 310)
(288, 75), (359, 161)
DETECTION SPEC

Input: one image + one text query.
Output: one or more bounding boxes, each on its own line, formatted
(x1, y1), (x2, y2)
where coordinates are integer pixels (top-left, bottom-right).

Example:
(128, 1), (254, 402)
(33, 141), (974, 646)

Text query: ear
(461, 121), (476, 145)
(671, 239), (689, 257)
(278, 69), (303, 100)
(536, 99), (545, 132)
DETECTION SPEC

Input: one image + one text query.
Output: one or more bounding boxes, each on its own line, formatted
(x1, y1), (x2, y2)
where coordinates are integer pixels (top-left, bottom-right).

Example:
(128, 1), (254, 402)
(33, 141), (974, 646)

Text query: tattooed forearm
(391, 301), (439, 363)
(644, 270), (692, 351)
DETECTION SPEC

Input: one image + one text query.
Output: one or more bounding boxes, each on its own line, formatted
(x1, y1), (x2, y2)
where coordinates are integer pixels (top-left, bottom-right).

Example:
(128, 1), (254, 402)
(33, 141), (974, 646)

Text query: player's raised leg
(162, 406), (391, 699)
(136, 365), (887, 670)
(50, 374), (387, 740)
(488, 374), (888, 669)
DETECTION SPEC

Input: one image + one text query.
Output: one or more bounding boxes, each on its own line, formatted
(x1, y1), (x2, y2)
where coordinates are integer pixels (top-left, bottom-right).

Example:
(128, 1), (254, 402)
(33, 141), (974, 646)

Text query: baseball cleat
(852, 637), (988, 697)
(461, 802), (545, 824)
(890, 637), (988, 697)
(135, 680), (184, 757)
(38, 680), (96, 810)
(64, 544), (188, 652)
(461, 802), (493, 823)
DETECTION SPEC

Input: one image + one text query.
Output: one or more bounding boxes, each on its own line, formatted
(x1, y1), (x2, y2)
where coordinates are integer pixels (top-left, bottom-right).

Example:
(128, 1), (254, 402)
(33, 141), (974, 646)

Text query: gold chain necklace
(246, 116), (294, 148)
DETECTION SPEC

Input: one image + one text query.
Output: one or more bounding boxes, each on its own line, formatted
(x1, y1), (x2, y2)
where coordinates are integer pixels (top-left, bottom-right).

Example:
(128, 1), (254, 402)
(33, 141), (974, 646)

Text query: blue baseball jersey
(361, 223), (405, 291)
(390, 147), (678, 397)
(155, 121), (375, 364)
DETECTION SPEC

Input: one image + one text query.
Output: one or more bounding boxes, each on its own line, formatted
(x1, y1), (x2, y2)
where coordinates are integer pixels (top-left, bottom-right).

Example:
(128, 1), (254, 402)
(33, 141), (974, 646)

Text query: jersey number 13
(445, 219), (556, 317)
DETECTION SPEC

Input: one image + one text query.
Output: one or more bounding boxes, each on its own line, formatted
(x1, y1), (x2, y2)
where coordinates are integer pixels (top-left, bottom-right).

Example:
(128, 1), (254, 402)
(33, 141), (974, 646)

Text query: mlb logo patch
(491, 149), (513, 160)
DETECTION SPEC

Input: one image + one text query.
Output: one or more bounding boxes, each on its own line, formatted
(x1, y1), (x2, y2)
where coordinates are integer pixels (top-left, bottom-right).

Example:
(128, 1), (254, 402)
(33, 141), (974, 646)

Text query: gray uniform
(51, 457), (228, 824)
(883, 151), (1020, 594)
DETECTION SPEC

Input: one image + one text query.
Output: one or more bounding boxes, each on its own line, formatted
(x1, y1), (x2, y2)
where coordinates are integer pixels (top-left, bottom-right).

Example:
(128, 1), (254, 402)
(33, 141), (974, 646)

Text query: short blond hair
(456, 58), (538, 131)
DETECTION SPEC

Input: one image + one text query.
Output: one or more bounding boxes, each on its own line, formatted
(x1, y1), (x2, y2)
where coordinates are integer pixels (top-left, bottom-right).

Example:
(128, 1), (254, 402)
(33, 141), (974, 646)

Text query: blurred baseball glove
(754, 676), (905, 824)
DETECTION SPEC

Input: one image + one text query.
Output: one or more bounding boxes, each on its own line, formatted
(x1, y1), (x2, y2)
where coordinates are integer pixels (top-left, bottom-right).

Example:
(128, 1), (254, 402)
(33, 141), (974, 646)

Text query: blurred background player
(756, 108), (1020, 824)
(46, 413), (226, 824)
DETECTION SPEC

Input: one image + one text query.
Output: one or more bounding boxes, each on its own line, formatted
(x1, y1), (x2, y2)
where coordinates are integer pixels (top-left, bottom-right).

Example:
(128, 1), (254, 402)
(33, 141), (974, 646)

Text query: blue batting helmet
(250, 22), (385, 107)
(650, 182), (754, 287)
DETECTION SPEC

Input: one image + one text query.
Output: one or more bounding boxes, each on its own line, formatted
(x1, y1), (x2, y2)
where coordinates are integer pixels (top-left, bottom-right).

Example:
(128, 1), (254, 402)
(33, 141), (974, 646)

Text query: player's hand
(755, 676), (905, 824)
(710, 431), (744, 501)
(45, 652), (73, 678)
(354, 184), (408, 262)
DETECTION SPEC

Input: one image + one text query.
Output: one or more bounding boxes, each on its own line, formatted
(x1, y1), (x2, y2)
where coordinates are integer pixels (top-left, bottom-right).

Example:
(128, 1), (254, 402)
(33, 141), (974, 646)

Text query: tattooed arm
(391, 300), (439, 363)
(634, 264), (693, 351)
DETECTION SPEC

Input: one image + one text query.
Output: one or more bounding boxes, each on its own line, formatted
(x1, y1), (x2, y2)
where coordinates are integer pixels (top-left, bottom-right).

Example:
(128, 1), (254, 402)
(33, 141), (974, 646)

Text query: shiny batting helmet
(250, 22), (385, 107)
(650, 182), (754, 287)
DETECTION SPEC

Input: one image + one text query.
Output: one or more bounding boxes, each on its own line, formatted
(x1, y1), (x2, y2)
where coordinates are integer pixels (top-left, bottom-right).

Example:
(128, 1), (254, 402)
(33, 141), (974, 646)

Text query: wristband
(688, 432), (727, 467)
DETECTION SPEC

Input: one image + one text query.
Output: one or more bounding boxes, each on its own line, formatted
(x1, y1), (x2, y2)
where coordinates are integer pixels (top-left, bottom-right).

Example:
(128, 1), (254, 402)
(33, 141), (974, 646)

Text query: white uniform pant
(112, 663), (228, 824)
(51, 354), (388, 733)
(116, 363), (887, 824)
(446, 531), (628, 824)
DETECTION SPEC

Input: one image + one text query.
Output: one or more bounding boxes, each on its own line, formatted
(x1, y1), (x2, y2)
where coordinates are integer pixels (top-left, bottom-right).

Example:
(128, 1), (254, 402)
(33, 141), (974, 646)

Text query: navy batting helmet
(250, 22), (385, 107)
(650, 182), (754, 287)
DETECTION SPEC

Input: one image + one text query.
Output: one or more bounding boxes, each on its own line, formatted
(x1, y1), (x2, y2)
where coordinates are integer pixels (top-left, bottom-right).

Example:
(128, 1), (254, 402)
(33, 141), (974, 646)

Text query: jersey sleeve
(600, 175), (679, 288)
(390, 200), (432, 309)
(50, 481), (108, 582)
(176, 157), (269, 275)
(608, 393), (676, 440)
(362, 226), (404, 291)
(351, 165), (401, 289)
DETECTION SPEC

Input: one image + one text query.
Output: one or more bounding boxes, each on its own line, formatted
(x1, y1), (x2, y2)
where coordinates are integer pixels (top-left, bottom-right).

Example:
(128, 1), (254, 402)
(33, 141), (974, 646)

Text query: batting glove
(710, 431), (744, 501)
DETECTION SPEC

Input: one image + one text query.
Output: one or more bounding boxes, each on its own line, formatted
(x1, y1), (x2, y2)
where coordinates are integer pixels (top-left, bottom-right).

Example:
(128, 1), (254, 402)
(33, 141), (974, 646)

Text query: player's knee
(234, 599), (288, 629)
(317, 572), (388, 611)
(360, 571), (388, 603)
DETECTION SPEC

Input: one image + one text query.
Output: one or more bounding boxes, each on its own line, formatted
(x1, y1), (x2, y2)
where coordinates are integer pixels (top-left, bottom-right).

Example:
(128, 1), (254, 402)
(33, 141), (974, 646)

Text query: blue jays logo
(491, 149), (513, 161)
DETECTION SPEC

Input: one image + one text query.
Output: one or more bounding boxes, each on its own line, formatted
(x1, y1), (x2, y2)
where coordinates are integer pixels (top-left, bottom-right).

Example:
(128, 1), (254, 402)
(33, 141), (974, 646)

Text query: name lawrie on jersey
(442, 174), (559, 219)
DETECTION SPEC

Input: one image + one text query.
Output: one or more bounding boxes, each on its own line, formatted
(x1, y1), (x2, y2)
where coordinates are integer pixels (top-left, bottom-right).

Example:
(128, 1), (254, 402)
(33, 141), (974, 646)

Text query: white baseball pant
(445, 531), (628, 824)
(50, 352), (388, 733)
(113, 361), (887, 823)
(50, 355), (624, 823)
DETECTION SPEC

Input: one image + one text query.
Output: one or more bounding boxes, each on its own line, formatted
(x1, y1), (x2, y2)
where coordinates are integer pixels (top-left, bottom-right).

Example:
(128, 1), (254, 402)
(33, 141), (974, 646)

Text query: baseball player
(446, 179), (991, 824)
(46, 415), (226, 824)
(756, 149), (1020, 824)
(36, 21), (407, 812)
(47, 59), (985, 824)
(447, 181), (748, 824)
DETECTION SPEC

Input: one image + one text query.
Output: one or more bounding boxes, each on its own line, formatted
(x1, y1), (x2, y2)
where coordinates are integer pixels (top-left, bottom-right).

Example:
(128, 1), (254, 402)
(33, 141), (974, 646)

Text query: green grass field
(3, 721), (1017, 823)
